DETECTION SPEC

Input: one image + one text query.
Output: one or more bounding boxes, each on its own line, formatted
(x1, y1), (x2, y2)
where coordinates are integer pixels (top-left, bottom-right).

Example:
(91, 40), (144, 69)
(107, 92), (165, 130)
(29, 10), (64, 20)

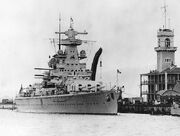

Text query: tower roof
(157, 28), (174, 37)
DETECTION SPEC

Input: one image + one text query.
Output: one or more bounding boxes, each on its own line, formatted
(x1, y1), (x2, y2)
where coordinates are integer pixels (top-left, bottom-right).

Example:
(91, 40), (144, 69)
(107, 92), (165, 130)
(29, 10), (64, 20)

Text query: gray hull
(15, 90), (120, 115)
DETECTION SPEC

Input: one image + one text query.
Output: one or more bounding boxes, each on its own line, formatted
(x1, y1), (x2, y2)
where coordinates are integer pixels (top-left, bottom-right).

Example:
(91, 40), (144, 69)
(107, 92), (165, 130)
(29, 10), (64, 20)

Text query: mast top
(161, 0), (168, 29)
(57, 14), (61, 50)
(55, 17), (88, 41)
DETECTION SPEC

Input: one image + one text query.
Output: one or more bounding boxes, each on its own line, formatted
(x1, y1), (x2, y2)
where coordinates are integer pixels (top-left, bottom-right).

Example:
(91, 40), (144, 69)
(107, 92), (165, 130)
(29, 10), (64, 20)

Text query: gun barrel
(34, 74), (44, 76)
(34, 68), (53, 70)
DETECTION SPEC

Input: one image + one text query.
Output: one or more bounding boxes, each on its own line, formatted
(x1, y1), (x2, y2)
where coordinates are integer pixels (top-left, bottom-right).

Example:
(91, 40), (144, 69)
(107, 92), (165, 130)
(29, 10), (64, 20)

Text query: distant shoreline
(0, 103), (16, 110)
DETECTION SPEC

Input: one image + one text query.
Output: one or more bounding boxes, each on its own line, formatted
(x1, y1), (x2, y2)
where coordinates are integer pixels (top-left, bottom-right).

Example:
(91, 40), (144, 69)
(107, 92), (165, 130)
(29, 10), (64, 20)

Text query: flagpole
(70, 17), (73, 29)
(58, 13), (61, 50)
(116, 69), (121, 89)
(116, 71), (119, 88)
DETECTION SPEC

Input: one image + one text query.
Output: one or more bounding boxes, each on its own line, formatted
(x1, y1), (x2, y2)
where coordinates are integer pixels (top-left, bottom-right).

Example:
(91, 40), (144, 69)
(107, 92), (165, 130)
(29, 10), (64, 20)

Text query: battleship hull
(15, 90), (120, 115)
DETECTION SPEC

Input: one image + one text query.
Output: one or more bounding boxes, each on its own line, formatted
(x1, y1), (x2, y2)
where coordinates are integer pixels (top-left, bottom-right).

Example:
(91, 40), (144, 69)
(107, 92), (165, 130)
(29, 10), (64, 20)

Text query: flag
(117, 69), (121, 74)
(70, 17), (73, 22)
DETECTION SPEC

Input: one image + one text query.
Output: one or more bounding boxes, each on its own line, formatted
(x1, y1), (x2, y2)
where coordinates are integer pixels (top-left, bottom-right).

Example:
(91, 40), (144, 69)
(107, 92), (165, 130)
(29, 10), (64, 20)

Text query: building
(1, 99), (13, 104)
(140, 25), (180, 103)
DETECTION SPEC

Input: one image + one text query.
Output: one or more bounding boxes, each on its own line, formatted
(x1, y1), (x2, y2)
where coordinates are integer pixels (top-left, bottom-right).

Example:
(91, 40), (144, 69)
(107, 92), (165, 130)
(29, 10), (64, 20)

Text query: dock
(118, 102), (171, 115)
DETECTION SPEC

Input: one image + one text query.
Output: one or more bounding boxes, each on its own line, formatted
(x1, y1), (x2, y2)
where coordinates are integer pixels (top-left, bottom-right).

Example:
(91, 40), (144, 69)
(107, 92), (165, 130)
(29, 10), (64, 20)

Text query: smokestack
(90, 48), (102, 81)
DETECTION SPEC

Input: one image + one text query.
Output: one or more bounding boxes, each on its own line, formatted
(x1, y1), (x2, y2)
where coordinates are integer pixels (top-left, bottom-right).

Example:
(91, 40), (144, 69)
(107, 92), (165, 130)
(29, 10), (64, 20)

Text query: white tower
(154, 2), (177, 72)
(155, 29), (177, 72)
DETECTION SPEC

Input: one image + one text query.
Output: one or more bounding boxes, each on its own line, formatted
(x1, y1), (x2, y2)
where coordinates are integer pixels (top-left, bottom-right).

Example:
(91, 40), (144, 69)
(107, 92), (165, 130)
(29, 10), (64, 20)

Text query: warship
(15, 18), (121, 115)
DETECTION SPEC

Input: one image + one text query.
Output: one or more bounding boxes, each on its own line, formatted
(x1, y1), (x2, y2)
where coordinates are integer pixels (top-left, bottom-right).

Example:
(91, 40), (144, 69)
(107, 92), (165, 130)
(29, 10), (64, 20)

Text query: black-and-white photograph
(0, 0), (180, 136)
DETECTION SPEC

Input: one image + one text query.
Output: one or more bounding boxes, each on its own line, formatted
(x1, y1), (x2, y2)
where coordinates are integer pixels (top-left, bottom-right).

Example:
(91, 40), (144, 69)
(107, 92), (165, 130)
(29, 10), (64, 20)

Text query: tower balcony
(154, 46), (177, 52)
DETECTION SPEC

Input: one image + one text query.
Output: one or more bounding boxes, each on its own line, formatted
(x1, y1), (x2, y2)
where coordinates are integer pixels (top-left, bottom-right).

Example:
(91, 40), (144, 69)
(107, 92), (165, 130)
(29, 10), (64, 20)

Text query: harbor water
(0, 110), (180, 136)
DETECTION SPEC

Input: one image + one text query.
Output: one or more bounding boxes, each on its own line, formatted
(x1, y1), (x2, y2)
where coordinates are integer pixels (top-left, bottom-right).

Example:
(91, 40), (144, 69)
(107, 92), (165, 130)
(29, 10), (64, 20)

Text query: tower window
(165, 38), (170, 47)
(165, 58), (171, 63)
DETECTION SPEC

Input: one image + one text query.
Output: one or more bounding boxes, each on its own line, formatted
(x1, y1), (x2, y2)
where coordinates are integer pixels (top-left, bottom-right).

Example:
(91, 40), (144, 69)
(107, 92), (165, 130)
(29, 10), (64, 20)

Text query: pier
(118, 102), (171, 115)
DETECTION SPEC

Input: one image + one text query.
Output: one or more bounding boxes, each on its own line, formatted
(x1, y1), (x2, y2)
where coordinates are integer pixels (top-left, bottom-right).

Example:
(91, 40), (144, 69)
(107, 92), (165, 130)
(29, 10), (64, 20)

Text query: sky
(0, 0), (180, 99)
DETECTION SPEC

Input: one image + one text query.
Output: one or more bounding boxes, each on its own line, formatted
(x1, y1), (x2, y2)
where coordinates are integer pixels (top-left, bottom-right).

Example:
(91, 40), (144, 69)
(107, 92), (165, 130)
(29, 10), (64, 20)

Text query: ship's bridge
(61, 39), (82, 46)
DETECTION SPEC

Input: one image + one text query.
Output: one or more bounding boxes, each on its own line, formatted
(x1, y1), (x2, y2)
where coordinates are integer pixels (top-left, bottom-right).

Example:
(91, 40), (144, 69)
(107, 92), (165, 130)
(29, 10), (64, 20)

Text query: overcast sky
(0, 0), (180, 99)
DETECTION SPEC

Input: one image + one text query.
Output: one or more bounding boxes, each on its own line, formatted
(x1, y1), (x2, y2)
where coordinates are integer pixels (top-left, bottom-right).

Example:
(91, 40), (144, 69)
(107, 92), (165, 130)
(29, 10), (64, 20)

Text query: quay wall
(118, 103), (171, 115)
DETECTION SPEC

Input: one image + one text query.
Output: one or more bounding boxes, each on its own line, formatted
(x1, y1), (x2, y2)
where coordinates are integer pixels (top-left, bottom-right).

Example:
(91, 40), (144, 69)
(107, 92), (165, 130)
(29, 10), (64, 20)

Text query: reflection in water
(0, 110), (180, 136)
